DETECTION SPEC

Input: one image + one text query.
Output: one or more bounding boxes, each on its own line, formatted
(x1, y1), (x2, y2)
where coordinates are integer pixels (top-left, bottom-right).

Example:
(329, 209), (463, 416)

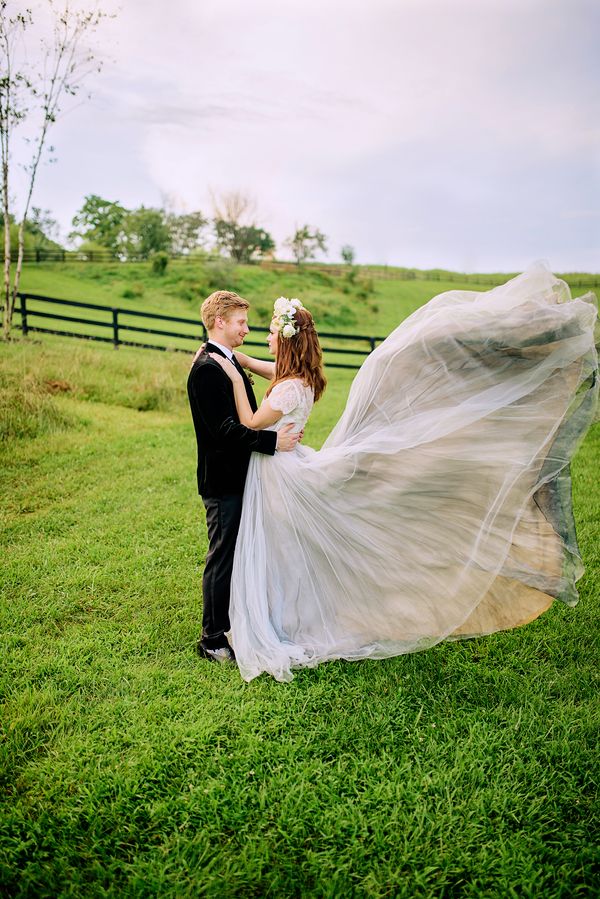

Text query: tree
(214, 219), (275, 263)
(0, 208), (62, 257)
(70, 200), (209, 260)
(1, 1), (112, 339)
(285, 225), (327, 265)
(28, 207), (59, 248)
(210, 189), (274, 263)
(151, 250), (169, 276)
(166, 210), (208, 256)
(69, 194), (126, 254)
(211, 189), (256, 228)
(118, 206), (171, 261)
(341, 244), (355, 265)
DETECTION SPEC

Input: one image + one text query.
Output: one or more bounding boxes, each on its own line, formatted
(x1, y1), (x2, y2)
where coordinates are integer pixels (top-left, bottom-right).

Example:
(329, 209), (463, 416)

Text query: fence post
(369, 337), (376, 353)
(20, 293), (28, 336)
(112, 308), (119, 348)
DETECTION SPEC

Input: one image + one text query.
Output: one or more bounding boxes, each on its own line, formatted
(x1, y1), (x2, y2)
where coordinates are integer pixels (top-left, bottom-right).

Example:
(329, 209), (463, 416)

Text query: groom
(187, 290), (299, 663)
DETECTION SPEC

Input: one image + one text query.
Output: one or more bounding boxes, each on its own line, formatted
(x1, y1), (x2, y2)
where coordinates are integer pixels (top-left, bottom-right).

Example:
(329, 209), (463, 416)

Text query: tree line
(66, 190), (353, 269)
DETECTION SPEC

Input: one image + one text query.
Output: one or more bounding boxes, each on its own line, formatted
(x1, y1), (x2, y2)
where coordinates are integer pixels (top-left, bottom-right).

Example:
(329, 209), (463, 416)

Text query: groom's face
(219, 310), (249, 349)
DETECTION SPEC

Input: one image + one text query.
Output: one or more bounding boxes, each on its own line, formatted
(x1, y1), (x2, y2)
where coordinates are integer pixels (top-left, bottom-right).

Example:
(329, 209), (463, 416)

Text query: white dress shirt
(207, 339), (234, 361)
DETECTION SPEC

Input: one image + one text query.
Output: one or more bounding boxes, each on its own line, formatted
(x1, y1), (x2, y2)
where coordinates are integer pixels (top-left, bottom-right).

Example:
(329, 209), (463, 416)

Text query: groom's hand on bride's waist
(276, 424), (300, 452)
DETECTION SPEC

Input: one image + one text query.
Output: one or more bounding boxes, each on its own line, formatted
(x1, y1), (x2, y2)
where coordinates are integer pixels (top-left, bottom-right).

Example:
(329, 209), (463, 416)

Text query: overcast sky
(16, 0), (600, 271)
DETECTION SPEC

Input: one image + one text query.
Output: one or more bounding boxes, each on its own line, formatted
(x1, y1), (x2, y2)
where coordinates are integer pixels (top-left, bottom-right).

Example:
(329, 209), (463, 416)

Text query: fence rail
(8, 248), (428, 282)
(13, 293), (385, 369)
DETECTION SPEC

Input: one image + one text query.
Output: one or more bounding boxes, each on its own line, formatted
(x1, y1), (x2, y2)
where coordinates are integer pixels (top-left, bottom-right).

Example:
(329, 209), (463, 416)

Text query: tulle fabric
(229, 264), (599, 682)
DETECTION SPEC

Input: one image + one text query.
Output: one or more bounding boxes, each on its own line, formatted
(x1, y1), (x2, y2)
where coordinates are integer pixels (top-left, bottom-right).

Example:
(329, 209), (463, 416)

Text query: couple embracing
(187, 290), (324, 676)
(188, 268), (598, 683)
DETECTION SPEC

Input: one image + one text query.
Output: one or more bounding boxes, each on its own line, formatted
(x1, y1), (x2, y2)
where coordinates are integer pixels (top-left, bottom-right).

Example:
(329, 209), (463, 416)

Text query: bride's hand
(190, 343), (206, 367)
(234, 350), (254, 385)
(209, 353), (243, 383)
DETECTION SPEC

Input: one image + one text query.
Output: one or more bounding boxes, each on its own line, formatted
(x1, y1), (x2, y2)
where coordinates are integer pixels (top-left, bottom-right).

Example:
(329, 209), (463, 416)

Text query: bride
(208, 263), (598, 683)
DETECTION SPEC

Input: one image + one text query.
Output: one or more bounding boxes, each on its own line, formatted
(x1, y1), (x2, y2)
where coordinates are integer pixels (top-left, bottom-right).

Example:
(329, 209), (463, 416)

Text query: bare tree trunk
(2, 158), (10, 340)
(1, 10), (13, 340)
(10, 137), (43, 323)
(9, 12), (70, 328)
(10, 217), (26, 331)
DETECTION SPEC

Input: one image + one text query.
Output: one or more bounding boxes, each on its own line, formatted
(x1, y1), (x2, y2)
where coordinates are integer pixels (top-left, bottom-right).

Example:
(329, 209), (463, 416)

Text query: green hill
(15, 260), (598, 355)
(16, 259), (432, 334)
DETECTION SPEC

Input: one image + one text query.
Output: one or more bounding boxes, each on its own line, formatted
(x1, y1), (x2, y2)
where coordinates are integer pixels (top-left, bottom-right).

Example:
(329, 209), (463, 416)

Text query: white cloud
(14, 0), (600, 270)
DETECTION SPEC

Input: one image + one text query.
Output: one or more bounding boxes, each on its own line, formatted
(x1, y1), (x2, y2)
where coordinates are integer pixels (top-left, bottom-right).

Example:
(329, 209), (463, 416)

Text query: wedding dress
(229, 264), (599, 682)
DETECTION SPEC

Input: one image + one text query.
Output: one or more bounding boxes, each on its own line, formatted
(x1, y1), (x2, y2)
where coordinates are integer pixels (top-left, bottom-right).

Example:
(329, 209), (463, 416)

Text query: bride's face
(267, 321), (279, 355)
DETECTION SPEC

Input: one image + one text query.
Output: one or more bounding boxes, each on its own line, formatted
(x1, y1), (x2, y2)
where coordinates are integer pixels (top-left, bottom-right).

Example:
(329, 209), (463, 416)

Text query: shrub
(151, 251), (169, 276)
(355, 275), (374, 300)
(175, 280), (210, 304)
(121, 282), (145, 299)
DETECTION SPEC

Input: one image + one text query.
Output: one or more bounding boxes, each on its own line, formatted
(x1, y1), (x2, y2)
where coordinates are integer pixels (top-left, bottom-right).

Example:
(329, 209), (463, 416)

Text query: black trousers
(201, 493), (244, 644)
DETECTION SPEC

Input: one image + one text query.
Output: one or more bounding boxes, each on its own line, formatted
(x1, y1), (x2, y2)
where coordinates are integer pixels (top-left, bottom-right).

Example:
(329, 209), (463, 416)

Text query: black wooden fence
(13, 292), (385, 369)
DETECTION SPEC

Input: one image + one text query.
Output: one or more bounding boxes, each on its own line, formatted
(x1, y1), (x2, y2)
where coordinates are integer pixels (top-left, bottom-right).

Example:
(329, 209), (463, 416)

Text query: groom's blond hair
(201, 290), (249, 330)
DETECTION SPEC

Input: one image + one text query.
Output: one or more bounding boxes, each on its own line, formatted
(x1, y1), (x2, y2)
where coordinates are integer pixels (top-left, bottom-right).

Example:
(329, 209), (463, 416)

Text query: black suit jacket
(187, 343), (277, 497)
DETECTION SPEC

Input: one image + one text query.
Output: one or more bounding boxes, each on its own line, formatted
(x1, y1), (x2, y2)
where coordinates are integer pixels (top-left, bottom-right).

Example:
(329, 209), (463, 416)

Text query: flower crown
(272, 296), (304, 338)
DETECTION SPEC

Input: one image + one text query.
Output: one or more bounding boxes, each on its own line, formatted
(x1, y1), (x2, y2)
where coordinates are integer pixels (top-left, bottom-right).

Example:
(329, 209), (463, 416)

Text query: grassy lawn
(1, 294), (599, 895)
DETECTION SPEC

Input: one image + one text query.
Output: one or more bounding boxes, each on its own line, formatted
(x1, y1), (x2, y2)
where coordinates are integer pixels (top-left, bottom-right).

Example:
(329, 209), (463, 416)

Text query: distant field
(1, 272), (599, 896)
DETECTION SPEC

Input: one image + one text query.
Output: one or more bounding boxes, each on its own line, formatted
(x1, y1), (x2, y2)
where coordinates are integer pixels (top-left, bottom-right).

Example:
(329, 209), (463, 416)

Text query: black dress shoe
(196, 640), (236, 663)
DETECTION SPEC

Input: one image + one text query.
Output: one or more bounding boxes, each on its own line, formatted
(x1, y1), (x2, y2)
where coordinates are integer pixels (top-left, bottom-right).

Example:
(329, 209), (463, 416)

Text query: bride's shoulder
(268, 378), (311, 413)
(274, 377), (313, 396)
(279, 376), (307, 387)
(271, 376), (308, 388)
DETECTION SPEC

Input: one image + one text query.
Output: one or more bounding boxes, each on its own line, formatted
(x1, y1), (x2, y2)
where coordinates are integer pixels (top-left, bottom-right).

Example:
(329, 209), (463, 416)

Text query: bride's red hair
(266, 307), (326, 402)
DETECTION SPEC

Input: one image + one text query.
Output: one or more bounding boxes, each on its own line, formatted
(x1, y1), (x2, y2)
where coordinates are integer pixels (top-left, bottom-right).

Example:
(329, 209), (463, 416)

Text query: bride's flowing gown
(229, 264), (599, 682)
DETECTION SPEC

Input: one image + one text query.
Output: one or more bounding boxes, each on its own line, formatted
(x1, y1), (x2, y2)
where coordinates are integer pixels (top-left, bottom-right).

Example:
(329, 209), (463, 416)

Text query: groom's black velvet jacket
(187, 343), (277, 498)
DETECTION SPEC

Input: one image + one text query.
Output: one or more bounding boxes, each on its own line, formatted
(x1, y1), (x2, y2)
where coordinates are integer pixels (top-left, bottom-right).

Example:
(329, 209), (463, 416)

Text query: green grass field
(1, 267), (599, 897)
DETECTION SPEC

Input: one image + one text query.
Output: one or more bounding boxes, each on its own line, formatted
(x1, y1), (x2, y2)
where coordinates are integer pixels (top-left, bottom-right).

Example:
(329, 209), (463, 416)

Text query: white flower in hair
(272, 295), (304, 338)
(274, 297), (290, 316)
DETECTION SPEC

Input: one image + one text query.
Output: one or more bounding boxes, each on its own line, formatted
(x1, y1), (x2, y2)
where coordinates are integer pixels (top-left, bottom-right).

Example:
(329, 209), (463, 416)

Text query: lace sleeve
(268, 379), (304, 415)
